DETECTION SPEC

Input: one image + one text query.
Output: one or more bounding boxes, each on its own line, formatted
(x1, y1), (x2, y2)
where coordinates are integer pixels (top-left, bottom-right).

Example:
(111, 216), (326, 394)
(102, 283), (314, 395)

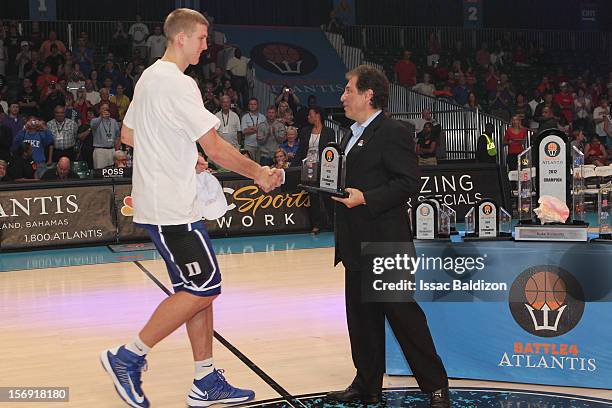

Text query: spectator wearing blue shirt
(11, 117), (54, 167)
(279, 126), (299, 166)
(1, 102), (25, 140)
(452, 75), (471, 106)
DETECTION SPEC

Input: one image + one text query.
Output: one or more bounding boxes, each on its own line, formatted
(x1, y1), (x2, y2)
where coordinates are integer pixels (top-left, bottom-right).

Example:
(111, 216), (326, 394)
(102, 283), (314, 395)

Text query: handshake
(255, 166), (285, 192)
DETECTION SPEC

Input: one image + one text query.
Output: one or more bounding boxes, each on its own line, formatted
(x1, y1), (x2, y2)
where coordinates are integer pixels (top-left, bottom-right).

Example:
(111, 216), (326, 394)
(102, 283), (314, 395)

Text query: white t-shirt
(124, 60), (220, 225)
(215, 110), (241, 148)
(593, 106), (610, 137)
(146, 35), (167, 60)
(86, 90), (101, 105)
(128, 23), (149, 46)
(226, 56), (250, 77)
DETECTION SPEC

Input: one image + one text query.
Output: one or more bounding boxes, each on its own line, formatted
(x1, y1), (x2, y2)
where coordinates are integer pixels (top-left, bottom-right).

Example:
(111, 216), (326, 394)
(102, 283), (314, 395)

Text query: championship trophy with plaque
(298, 142), (348, 198)
(411, 199), (452, 240)
(592, 181), (612, 243)
(514, 128), (589, 241)
(463, 198), (512, 240)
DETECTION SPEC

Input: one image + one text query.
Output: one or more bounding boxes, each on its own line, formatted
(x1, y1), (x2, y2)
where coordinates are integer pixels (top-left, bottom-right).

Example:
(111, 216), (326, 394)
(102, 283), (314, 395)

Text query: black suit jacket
(334, 113), (419, 270)
(293, 125), (336, 167)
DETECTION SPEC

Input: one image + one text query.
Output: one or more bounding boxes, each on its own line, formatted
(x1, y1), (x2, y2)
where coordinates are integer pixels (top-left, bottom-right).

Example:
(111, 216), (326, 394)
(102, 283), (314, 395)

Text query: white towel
(196, 171), (229, 220)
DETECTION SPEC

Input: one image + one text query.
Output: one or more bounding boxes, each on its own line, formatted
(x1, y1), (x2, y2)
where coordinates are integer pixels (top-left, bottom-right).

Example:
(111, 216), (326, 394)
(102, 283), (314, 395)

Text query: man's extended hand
(255, 166), (284, 192)
(332, 187), (366, 208)
(195, 155), (209, 174)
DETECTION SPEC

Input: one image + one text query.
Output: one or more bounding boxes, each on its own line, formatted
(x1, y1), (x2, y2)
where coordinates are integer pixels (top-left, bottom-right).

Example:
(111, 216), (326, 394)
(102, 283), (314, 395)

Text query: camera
(230, 103), (236, 108)
(283, 87), (290, 93)
(31, 120), (38, 125)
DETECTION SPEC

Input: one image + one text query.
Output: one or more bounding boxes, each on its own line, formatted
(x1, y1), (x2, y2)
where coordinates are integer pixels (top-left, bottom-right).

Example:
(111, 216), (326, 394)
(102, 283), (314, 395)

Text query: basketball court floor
(0, 232), (611, 407)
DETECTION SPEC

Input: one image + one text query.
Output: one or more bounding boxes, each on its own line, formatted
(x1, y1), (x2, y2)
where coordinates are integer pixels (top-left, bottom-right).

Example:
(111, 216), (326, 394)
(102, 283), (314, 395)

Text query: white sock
(125, 335), (151, 357)
(194, 358), (214, 380)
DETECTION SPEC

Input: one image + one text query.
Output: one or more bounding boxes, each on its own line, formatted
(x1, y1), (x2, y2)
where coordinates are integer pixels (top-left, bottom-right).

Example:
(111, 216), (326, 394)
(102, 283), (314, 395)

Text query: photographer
(39, 80), (66, 121)
(11, 117), (54, 171)
(274, 84), (300, 114)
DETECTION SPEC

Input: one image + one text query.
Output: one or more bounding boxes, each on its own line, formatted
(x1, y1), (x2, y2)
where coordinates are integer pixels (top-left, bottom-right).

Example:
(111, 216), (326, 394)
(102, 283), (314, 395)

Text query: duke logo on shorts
(137, 221), (221, 296)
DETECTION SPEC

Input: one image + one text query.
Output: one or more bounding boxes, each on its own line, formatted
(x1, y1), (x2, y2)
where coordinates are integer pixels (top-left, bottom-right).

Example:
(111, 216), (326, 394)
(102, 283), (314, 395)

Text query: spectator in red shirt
(504, 115), (528, 170)
(475, 43), (490, 68)
(36, 64), (58, 95)
(394, 50), (416, 87)
(484, 66), (500, 93)
(554, 82), (574, 124)
(536, 76), (553, 95)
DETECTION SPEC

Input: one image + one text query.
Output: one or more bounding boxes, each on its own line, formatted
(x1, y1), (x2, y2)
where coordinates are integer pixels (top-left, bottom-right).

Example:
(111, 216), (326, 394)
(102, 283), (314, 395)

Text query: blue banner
(386, 240), (612, 389)
(29, 0), (56, 21)
(218, 25), (347, 107)
(463, 0), (482, 29)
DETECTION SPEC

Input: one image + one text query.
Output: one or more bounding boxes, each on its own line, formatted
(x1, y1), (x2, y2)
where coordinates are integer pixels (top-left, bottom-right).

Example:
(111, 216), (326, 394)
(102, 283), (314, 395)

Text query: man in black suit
(294, 105), (336, 233)
(327, 65), (450, 407)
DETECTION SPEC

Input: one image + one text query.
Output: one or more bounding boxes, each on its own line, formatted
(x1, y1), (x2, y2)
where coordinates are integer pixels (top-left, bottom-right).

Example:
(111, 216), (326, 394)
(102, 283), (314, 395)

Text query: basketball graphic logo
(325, 150), (334, 162)
(545, 142), (560, 158)
(482, 204), (493, 215)
(524, 271), (566, 311)
(419, 206), (431, 217)
(509, 265), (584, 337)
(250, 42), (318, 76)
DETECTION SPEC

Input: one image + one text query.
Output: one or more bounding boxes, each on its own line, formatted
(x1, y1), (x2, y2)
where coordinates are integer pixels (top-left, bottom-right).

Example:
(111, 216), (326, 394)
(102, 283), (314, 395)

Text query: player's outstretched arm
(198, 128), (283, 192)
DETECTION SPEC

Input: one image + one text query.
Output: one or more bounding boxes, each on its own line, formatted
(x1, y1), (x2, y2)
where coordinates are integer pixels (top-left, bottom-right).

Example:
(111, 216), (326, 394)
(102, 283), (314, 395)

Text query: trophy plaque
(411, 199), (452, 240)
(464, 198), (513, 240)
(591, 181), (612, 243)
(514, 129), (589, 242)
(298, 142), (348, 198)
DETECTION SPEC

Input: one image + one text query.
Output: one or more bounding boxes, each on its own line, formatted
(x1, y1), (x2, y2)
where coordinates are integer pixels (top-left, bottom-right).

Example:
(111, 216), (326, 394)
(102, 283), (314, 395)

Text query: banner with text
(409, 164), (509, 222)
(218, 25), (348, 107)
(205, 179), (311, 235)
(386, 240), (612, 389)
(0, 185), (115, 249)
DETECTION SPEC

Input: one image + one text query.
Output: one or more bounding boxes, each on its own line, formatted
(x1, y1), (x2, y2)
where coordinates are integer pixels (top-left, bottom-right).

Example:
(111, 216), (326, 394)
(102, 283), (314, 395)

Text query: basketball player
(100, 9), (283, 408)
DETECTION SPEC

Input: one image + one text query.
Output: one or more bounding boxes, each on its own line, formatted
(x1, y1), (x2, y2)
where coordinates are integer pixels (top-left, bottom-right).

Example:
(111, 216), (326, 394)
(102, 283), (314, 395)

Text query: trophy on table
(298, 143), (348, 198)
(592, 181), (612, 243)
(463, 198), (512, 240)
(514, 129), (589, 242)
(411, 198), (454, 240)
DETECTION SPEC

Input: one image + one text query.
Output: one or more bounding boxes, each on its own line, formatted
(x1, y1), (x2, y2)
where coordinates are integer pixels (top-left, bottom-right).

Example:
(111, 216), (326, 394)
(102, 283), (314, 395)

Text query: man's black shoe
(429, 387), (450, 408)
(326, 386), (381, 404)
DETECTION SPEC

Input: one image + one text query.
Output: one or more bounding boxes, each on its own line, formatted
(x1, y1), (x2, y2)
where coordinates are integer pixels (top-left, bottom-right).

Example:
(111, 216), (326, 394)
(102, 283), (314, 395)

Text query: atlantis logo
(499, 265), (595, 373)
(508, 265), (584, 337)
(250, 42), (318, 76)
(545, 142), (561, 158)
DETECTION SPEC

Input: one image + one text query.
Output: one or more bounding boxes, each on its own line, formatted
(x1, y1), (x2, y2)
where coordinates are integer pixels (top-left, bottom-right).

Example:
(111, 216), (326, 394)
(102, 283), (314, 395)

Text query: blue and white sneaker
(100, 346), (150, 408)
(187, 369), (255, 407)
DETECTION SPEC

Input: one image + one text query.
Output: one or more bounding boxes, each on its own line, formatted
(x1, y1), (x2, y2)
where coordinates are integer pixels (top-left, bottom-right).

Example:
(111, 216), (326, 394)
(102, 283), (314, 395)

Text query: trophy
(298, 142), (348, 198)
(514, 129), (589, 242)
(592, 181), (612, 243)
(463, 198), (512, 240)
(412, 199), (452, 240)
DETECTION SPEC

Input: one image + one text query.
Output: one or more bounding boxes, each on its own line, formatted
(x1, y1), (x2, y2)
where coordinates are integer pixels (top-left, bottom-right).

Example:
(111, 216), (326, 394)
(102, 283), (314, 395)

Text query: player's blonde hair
(164, 8), (209, 42)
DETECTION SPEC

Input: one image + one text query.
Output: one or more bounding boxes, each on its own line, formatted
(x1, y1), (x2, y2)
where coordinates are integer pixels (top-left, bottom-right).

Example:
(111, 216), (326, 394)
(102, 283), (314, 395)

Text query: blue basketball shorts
(136, 221), (221, 297)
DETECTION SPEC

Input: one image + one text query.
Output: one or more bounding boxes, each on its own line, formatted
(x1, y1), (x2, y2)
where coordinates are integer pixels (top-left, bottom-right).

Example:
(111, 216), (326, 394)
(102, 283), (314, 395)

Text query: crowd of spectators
(389, 35), (612, 168)
(0, 18), (332, 193)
